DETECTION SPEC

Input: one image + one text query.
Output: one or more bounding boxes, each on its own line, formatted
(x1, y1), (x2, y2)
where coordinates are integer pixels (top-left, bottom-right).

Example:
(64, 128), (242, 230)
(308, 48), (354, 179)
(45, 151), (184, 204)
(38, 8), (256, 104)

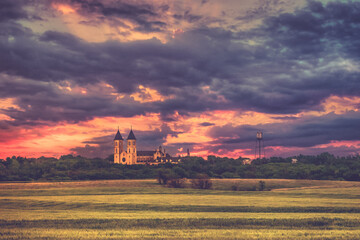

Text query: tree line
(0, 152), (359, 182)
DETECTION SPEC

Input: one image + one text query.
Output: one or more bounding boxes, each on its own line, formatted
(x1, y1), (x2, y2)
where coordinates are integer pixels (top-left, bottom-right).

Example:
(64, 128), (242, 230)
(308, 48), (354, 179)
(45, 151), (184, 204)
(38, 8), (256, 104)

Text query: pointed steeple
(127, 127), (136, 140)
(114, 128), (123, 140)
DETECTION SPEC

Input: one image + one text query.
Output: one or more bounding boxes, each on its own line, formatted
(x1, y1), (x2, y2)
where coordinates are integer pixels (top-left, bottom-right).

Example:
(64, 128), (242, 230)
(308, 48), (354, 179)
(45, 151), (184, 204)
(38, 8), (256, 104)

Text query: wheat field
(1, 179), (360, 239)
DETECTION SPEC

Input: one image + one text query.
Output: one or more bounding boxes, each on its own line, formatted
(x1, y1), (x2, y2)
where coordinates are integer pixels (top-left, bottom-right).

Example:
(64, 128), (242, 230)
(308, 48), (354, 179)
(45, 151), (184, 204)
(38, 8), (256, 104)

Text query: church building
(114, 128), (180, 165)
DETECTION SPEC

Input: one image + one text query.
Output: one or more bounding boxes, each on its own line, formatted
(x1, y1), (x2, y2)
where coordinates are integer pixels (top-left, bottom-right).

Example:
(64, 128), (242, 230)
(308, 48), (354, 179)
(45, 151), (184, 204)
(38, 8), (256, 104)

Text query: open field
(1, 179), (360, 239)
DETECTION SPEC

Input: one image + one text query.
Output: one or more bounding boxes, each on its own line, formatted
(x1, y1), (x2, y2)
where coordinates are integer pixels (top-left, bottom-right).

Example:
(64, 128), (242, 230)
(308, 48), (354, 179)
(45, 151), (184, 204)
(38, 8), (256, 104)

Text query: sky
(1, 0), (360, 159)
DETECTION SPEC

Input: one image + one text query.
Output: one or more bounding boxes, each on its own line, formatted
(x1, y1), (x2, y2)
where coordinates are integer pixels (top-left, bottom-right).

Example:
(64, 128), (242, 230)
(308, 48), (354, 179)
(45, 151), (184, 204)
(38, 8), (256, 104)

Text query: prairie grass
(1, 228), (360, 240)
(2, 191), (359, 209)
(211, 178), (360, 191)
(0, 179), (157, 190)
(2, 178), (359, 190)
(2, 209), (360, 220)
(1, 218), (360, 229)
(0, 179), (359, 239)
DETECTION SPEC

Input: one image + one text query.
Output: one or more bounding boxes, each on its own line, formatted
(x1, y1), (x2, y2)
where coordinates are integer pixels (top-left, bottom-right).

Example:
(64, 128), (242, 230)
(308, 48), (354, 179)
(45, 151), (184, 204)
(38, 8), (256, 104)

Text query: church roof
(114, 129), (123, 140)
(127, 129), (136, 140)
(137, 151), (156, 156)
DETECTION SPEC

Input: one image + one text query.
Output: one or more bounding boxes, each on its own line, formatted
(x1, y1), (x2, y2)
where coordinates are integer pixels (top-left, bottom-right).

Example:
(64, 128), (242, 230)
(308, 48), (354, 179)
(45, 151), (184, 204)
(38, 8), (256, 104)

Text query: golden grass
(1, 209), (360, 221)
(2, 178), (360, 190)
(1, 228), (360, 240)
(1, 179), (360, 239)
(212, 178), (360, 191)
(2, 191), (358, 208)
(0, 179), (157, 190)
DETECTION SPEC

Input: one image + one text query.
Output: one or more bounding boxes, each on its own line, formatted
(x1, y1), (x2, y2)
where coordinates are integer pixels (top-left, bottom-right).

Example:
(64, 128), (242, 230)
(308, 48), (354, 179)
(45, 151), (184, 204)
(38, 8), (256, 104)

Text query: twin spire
(114, 127), (136, 140)
(127, 128), (136, 140)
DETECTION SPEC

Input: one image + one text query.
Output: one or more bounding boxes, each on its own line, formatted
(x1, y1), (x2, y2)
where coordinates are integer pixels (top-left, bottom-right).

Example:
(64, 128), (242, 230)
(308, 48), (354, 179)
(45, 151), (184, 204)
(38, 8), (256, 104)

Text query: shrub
(190, 174), (212, 189)
(259, 180), (266, 191)
(157, 169), (172, 185)
(167, 178), (186, 188)
(239, 185), (257, 191)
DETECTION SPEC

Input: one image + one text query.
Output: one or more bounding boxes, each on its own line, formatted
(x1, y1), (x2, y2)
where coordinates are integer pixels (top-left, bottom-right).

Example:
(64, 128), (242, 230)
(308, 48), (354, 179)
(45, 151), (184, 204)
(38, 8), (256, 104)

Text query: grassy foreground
(1, 179), (360, 239)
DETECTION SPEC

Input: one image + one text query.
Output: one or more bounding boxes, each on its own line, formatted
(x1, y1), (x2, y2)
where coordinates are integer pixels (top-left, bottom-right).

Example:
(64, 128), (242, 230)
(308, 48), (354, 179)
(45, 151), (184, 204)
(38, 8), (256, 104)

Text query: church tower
(114, 129), (123, 164)
(127, 128), (137, 164)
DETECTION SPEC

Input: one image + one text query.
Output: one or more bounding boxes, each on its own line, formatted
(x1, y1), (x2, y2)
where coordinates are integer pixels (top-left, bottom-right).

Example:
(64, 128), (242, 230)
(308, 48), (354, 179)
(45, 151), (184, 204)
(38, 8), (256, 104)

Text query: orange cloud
(0, 98), (21, 121)
(322, 96), (360, 114)
(316, 140), (360, 149)
(52, 4), (76, 14)
(131, 85), (172, 103)
(0, 112), (164, 159)
(2, 94), (360, 159)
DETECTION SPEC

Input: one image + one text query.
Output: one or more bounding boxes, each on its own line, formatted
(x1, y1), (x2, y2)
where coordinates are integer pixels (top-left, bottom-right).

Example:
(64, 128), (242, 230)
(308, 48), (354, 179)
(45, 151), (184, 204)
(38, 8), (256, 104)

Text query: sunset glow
(1, 0), (360, 159)
(52, 4), (76, 14)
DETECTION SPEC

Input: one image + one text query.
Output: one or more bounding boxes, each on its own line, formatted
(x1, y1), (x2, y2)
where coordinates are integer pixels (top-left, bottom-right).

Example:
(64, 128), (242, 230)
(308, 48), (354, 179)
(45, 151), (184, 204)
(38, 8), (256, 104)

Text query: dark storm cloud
(173, 10), (202, 23)
(0, 20), (248, 121)
(216, 70), (360, 114)
(154, 86), (228, 120)
(260, 0), (360, 59)
(199, 122), (215, 127)
(72, 134), (115, 158)
(214, 0), (360, 114)
(72, 124), (180, 158)
(70, 144), (112, 158)
(0, 75), (152, 125)
(0, 75), (50, 97)
(271, 116), (299, 120)
(2, 94), (150, 125)
(236, 0), (288, 22)
(0, 0), (28, 22)
(0, 26), (89, 82)
(1, 25), (233, 124)
(1, 23), (210, 93)
(0, 0), (44, 23)
(2, 1), (360, 126)
(207, 111), (360, 150)
(66, 0), (168, 32)
(71, 0), (156, 17)
(83, 135), (114, 145)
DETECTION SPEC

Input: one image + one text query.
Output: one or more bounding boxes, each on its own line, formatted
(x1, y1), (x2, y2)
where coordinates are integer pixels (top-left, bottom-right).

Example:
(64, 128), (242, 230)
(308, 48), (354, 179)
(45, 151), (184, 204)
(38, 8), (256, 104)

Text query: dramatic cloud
(67, 0), (168, 32)
(1, 0), (360, 158)
(0, 74), (152, 125)
(206, 110), (360, 156)
(0, 0), (29, 22)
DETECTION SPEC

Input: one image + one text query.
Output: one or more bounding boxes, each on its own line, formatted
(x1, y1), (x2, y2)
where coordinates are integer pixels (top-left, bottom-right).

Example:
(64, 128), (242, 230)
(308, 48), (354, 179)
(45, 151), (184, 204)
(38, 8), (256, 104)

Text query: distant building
(113, 128), (180, 165)
(242, 158), (252, 165)
(292, 158), (298, 164)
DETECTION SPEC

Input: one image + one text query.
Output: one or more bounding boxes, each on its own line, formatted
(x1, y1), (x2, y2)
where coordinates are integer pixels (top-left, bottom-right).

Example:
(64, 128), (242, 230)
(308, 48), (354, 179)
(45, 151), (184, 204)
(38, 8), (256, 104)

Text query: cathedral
(113, 128), (179, 165)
